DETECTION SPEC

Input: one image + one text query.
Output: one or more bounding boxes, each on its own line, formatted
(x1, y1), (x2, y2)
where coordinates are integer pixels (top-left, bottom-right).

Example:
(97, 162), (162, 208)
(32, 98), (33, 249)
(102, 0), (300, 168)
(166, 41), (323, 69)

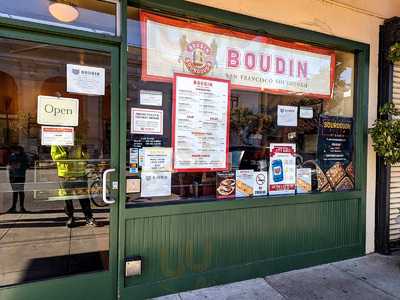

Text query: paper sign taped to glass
(142, 147), (172, 172)
(140, 11), (335, 98)
(140, 171), (171, 198)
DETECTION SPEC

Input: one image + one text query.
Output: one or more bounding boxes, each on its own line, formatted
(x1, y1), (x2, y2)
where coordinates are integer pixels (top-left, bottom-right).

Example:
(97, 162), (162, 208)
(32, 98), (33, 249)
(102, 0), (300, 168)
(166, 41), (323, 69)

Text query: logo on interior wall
(178, 35), (217, 75)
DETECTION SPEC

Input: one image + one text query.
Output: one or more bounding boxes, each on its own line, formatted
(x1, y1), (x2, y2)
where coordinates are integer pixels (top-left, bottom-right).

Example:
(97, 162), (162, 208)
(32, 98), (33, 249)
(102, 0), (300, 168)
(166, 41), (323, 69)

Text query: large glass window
(126, 8), (356, 206)
(0, 0), (118, 36)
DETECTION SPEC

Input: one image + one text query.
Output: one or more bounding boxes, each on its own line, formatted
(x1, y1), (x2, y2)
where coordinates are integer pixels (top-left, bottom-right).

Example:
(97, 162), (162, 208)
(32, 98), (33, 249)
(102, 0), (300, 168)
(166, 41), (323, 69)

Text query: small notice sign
(126, 178), (141, 193)
(41, 126), (74, 146)
(131, 108), (163, 135)
(140, 171), (171, 197)
(300, 106), (313, 119)
(277, 105), (298, 127)
(140, 90), (162, 106)
(143, 147), (172, 172)
(253, 171), (268, 196)
(129, 148), (139, 174)
(67, 64), (105, 96)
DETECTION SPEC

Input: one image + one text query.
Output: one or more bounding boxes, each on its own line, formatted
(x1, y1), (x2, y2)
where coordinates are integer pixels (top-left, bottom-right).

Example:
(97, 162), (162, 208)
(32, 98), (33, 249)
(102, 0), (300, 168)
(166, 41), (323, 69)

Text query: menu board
(172, 73), (230, 172)
(269, 143), (296, 195)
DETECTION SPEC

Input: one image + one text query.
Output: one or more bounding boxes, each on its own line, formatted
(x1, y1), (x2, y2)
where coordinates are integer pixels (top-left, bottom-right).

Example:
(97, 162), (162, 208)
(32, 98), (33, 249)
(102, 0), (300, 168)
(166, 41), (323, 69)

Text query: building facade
(0, 1), (399, 299)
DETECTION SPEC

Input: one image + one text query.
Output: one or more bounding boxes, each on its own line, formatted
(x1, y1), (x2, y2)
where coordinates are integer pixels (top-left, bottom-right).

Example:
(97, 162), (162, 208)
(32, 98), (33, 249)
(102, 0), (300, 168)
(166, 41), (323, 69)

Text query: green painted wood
(121, 244), (361, 299)
(0, 272), (114, 300)
(123, 197), (362, 298)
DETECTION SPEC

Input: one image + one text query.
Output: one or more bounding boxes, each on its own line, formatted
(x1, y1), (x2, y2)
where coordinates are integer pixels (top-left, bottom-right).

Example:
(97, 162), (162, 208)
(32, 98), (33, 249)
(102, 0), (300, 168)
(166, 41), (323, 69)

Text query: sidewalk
(155, 253), (400, 300)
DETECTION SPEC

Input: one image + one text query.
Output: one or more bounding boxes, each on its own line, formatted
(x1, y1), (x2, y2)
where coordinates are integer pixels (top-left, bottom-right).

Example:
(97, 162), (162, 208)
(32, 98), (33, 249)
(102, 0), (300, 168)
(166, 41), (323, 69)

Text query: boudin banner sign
(140, 11), (335, 99)
(37, 95), (79, 126)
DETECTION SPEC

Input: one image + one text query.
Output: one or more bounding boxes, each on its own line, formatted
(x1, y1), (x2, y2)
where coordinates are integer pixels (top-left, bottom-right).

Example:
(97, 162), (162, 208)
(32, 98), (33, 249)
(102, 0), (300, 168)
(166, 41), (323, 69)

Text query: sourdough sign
(141, 11), (335, 98)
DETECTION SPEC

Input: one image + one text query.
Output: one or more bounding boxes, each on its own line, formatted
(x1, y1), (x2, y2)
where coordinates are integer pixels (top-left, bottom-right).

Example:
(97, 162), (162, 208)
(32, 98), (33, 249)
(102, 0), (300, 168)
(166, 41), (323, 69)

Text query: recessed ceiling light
(48, 1), (79, 23)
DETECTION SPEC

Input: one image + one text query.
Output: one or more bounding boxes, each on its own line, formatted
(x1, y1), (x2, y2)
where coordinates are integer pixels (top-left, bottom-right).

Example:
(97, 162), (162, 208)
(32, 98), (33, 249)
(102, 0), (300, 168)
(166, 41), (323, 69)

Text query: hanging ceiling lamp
(48, 0), (80, 23)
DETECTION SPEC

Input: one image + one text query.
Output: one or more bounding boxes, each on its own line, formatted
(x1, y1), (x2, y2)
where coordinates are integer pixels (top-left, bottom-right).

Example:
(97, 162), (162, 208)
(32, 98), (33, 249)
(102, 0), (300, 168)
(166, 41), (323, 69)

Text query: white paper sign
(277, 105), (298, 127)
(235, 169), (254, 197)
(141, 12), (334, 98)
(269, 143), (296, 195)
(131, 108), (163, 135)
(173, 74), (230, 171)
(253, 171), (268, 196)
(41, 126), (74, 146)
(140, 90), (162, 106)
(300, 106), (313, 119)
(141, 171), (171, 197)
(67, 64), (105, 96)
(143, 147), (172, 172)
(37, 96), (79, 126)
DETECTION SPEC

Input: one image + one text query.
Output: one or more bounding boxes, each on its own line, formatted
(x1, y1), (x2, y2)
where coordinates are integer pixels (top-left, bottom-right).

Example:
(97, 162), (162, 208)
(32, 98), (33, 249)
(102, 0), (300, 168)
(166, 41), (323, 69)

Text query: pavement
(154, 253), (400, 300)
(0, 190), (109, 286)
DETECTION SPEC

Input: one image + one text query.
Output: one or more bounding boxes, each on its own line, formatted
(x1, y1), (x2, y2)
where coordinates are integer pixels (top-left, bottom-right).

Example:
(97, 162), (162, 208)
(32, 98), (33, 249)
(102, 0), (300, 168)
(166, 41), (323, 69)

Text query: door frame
(0, 23), (121, 300)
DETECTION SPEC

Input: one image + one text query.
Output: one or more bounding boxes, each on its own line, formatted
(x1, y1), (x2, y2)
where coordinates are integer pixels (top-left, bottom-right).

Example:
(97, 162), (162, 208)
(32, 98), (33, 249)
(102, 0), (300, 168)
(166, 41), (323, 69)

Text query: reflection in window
(0, 37), (112, 287)
(0, 0), (117, 36)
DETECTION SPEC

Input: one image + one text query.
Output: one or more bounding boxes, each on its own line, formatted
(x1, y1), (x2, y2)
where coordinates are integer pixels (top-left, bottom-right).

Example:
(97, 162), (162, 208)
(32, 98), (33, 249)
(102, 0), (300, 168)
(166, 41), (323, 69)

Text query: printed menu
(173, 73), (230, 172)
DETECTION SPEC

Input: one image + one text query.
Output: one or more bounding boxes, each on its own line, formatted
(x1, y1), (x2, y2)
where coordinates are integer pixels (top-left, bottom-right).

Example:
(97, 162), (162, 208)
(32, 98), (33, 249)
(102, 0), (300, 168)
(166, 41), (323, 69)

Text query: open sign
(37, 95), (79, 126)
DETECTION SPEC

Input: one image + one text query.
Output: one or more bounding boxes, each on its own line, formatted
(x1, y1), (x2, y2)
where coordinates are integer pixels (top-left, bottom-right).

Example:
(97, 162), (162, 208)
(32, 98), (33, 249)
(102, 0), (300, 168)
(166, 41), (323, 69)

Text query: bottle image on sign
(272, 159), (284, 182)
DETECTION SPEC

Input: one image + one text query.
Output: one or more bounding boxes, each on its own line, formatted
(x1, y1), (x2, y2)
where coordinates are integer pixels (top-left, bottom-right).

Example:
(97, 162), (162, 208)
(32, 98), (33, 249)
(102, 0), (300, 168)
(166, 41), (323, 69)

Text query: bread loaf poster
(235, 170), (254, 197)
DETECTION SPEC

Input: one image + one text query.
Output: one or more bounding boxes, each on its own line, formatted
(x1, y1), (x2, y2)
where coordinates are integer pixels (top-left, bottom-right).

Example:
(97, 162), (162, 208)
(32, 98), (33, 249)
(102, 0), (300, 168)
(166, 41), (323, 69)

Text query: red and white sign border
(172, 73), (231, 172)
(140, 10), (336, 99)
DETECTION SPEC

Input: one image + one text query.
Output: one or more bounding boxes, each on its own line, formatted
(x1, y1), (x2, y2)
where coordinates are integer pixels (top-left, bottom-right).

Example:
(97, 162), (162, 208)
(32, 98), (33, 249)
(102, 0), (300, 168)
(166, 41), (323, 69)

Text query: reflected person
(51, 145), (97, 228)
(8, 145), (29, 213)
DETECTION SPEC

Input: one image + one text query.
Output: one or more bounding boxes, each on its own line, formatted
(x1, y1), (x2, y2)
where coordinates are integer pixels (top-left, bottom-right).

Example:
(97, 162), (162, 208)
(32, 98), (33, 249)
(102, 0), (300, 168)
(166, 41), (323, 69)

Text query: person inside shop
(8, 145), (29, 213)
(51, 144), (98, 228)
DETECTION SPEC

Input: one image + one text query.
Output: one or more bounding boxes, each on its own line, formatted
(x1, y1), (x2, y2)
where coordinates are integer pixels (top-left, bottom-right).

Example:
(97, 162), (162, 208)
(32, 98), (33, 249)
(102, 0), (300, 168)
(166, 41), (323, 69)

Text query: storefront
(0, 1), (372, 299)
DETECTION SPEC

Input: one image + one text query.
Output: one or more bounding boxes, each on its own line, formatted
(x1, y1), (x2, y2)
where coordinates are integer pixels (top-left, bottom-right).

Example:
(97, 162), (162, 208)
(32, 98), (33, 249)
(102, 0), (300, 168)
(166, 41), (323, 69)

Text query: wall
(187, 0), (400, 254)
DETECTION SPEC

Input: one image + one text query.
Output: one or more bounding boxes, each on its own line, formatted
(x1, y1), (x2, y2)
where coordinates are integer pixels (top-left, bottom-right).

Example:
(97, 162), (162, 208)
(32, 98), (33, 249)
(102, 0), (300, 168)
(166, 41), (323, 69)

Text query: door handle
(102, 168), (116, 204)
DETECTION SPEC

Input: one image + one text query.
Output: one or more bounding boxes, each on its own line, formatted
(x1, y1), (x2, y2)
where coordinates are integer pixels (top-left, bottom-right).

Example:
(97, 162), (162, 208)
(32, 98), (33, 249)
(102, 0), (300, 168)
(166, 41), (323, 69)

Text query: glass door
(0, 35), (119, 300)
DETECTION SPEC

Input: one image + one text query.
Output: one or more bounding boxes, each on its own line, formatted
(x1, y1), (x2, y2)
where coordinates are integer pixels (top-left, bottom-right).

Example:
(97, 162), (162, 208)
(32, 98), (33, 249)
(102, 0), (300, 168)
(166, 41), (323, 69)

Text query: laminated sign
(269, 143), (296, 195)
(140, 11), (335, 98)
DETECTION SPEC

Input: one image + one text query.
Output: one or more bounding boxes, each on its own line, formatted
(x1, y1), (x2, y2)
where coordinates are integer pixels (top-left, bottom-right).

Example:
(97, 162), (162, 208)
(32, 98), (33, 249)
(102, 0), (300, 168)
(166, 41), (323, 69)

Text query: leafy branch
(369, 103), (400, 165)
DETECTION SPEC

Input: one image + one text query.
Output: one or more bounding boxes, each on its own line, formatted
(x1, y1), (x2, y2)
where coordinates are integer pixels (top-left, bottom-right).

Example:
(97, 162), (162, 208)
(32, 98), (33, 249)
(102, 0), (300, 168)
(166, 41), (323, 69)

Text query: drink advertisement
(269, 143), (296, 195)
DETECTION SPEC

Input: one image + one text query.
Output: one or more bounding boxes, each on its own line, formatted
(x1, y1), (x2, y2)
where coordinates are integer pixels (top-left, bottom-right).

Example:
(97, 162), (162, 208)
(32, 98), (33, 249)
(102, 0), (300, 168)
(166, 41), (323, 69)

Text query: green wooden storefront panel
(123, 196), (363, 298)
